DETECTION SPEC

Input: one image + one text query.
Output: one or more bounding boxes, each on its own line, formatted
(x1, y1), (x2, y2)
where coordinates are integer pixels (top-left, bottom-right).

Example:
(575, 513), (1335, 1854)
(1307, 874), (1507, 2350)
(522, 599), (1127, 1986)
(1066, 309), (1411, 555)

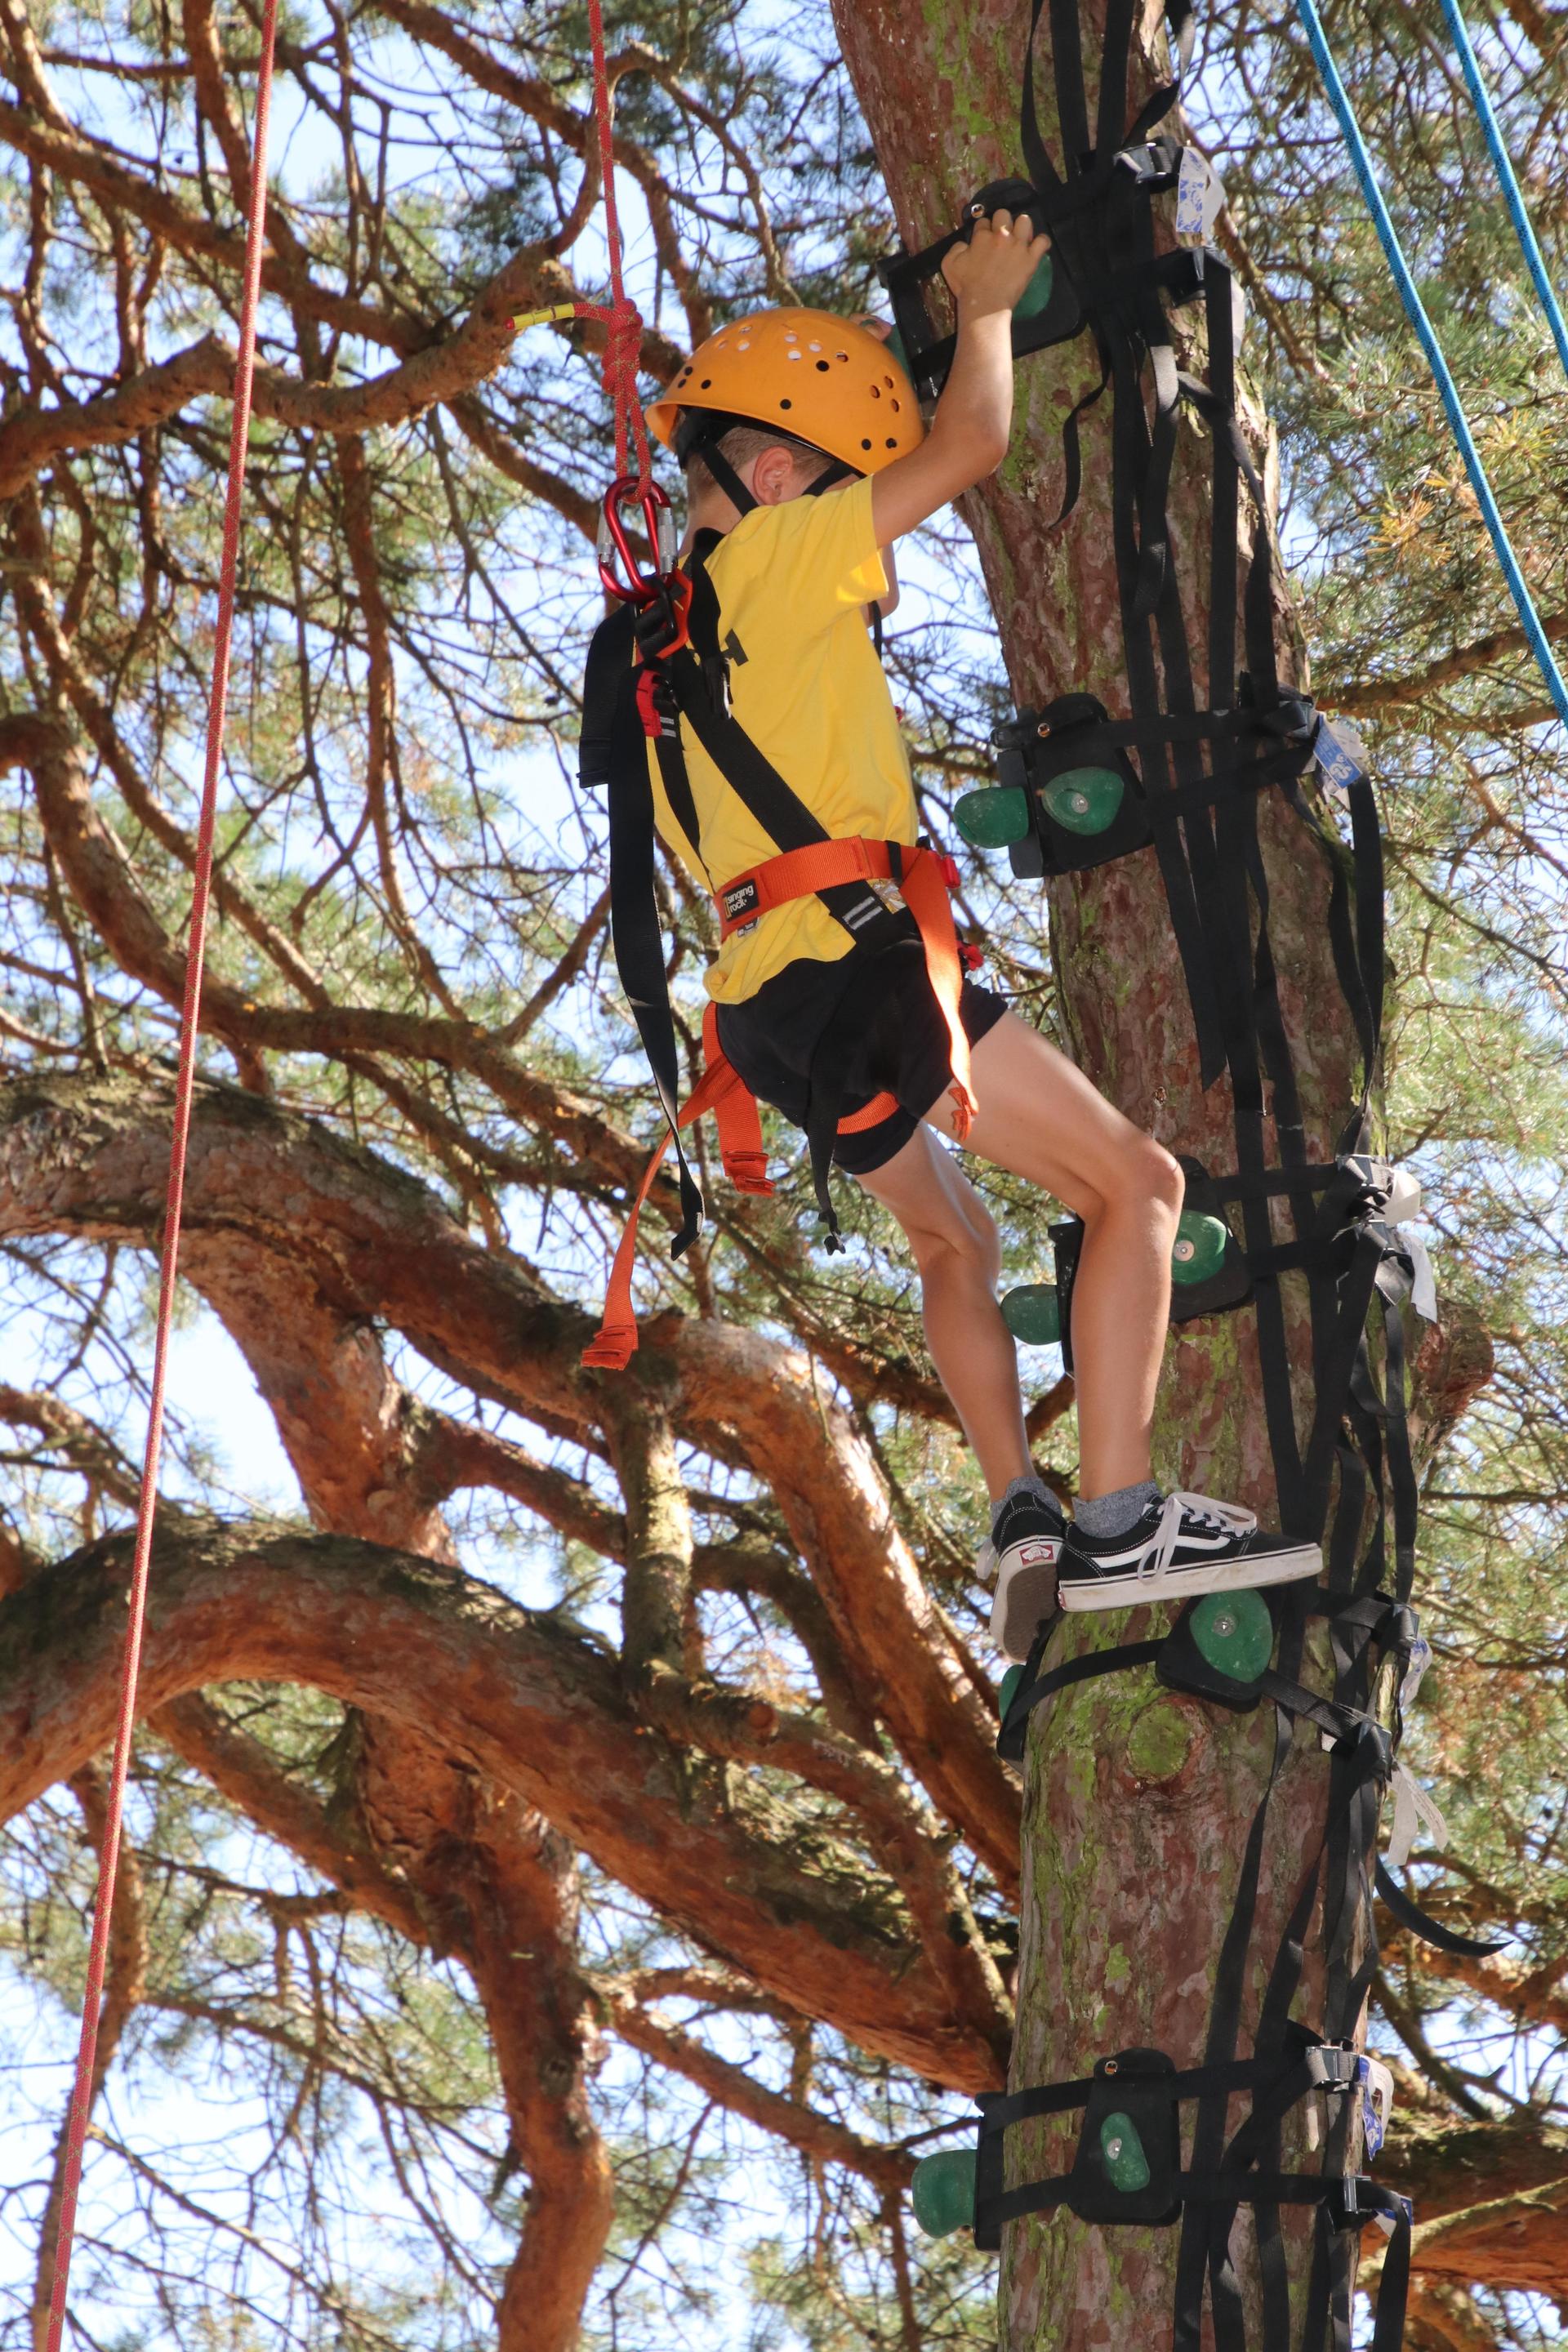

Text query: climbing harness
(578, 538), (977, 1367)
(577, 314), (967, 1366)
(1292, 0), (1568, 730)
(874, 0), (1511, 2337)
(37, 0), (282, 2341)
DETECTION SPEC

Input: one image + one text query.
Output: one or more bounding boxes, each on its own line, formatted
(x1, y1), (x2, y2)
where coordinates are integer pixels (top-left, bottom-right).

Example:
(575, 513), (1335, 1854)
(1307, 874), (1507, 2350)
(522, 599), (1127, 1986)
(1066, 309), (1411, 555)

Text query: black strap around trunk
(898, 0), (1489, 2336)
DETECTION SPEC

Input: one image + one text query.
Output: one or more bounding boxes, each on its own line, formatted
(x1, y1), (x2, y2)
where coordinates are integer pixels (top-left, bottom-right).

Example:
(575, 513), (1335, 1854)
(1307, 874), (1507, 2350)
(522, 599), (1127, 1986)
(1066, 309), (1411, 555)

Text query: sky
(6, 2), (1563, 2346)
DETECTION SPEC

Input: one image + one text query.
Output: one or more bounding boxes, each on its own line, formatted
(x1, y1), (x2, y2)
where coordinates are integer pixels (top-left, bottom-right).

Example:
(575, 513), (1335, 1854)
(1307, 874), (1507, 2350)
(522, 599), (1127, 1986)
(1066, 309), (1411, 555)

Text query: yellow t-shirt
(648, 476), (920, 1003)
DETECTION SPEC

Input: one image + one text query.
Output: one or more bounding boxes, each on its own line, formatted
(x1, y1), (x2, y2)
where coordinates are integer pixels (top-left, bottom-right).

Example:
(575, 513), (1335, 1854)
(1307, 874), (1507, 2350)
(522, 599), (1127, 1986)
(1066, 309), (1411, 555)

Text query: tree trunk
(833, 0), (1384, 2341)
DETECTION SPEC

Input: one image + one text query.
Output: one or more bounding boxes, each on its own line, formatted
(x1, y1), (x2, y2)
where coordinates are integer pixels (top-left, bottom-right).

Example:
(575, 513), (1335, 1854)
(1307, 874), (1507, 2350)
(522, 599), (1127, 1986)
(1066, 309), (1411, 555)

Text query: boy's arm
(871, 539), (899, 621)
(869, 211), (1047, 547)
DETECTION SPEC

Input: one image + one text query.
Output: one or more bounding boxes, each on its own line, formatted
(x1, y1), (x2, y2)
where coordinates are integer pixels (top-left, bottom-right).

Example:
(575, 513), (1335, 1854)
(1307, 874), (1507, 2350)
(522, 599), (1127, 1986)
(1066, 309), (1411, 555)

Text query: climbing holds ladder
(875, 0), (1516, 2336)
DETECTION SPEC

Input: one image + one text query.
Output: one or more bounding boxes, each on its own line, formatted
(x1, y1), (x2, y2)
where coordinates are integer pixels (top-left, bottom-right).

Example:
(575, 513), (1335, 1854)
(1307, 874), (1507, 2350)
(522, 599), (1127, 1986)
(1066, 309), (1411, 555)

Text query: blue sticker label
(1356, 2056), (1392, 2160)
(1316, 717), (1370, 792)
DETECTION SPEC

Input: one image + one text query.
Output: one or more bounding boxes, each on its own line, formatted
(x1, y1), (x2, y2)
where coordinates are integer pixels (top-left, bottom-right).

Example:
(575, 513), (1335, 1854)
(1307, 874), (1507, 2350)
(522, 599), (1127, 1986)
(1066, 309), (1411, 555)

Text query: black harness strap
(667, 538), (911, 956)
(584, 599), (707, 1254)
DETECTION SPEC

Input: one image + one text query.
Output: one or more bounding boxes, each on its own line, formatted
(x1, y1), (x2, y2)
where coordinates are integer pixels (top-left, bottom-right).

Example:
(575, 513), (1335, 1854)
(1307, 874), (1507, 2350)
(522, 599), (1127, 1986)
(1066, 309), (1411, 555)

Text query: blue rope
(1436, 0), (1568, 387)
(1292, 0), (1568, 730)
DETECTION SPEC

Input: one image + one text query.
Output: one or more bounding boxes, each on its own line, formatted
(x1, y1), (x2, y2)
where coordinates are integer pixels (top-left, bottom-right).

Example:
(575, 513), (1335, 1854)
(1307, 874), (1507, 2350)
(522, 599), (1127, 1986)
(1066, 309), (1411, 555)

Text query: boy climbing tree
(585, 209), (1321, 1655)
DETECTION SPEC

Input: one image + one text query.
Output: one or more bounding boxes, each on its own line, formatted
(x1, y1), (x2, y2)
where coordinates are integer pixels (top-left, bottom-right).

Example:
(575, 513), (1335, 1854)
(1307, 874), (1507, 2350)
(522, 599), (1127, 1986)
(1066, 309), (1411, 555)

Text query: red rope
(42, 0), (280, 2339)
(584, 0), (650, 483)
(45, 7), (634, 2327)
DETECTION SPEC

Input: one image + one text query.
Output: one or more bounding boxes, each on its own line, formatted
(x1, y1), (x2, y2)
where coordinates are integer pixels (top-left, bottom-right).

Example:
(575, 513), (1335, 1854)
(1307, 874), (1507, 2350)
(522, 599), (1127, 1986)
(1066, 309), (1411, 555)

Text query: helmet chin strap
(674, 412), (858, 516)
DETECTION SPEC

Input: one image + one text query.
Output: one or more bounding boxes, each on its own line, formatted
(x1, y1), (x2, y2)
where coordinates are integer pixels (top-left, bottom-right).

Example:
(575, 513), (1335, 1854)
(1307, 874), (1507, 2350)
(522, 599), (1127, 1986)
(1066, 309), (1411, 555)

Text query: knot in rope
(600, 294), (652, 485)
(586, 0), (651, 490)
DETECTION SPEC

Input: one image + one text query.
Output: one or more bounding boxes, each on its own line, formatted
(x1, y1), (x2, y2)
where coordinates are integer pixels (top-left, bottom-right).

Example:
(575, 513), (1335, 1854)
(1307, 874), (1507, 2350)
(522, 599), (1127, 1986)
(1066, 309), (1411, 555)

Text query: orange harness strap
(584, 842), (974, 1371)
(584, 1005), (764, 1370)
(583, 1007), (903, 1370)
(719, 838), (977, 1141)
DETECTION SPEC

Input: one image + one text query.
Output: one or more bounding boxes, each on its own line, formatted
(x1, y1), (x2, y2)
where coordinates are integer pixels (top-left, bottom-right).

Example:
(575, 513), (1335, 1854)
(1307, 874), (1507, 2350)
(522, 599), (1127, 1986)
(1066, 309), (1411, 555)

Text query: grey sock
(1074, 1480), (1162, 1540)
(991, 1473), (1058, 1535)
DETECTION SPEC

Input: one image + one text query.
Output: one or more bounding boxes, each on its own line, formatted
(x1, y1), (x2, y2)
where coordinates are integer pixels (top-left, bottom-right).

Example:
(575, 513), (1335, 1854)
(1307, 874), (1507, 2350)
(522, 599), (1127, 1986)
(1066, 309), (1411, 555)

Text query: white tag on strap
(1398, 1635), (1432, 1715)
(1386, 1762), (1449, 1872)
(1403, 1230), (1439, 1322)
(1176, 148), (1226, 239)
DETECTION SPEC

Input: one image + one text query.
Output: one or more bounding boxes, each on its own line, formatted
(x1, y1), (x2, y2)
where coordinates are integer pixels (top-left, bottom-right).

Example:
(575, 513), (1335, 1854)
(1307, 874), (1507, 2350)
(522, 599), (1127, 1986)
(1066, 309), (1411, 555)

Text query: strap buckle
(635, 663), (677, 740)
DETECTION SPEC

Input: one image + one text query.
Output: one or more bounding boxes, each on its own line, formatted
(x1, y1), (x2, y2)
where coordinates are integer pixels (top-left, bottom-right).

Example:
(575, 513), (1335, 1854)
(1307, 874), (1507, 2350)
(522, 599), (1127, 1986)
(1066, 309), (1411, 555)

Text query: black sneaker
(1057, 1491), (1321, 1614)
(982, 1489), (1067, 1661)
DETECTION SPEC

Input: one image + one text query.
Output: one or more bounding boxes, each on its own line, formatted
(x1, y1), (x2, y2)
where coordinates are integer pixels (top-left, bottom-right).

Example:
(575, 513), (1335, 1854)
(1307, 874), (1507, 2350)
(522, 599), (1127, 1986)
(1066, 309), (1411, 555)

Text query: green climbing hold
(1040, 764), (1125, 835)
(999, 1663), (1026, 1718)
(1013, 250), (1056, 324)
(1169, 1210), (1230, 1285)
(911, 2148), (977, 2238)
(1190, 1589), (1274, 1683)
(1099, 2111), (1152, 2193)
(1001, 1283), (1061, 1347)
(954, 784), (1032, 849)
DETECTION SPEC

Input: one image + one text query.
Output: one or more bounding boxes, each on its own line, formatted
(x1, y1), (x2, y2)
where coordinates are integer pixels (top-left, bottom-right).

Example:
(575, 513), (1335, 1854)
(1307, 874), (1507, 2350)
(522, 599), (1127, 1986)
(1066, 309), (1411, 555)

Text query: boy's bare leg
(855, 1129), (1034, 1500)
(859, 1012), (1183, 1500)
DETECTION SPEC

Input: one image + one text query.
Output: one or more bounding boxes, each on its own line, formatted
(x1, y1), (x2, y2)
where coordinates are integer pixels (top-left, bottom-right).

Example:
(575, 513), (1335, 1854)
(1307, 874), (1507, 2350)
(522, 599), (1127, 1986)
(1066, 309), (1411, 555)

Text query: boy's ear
(751, 444), (804, 507)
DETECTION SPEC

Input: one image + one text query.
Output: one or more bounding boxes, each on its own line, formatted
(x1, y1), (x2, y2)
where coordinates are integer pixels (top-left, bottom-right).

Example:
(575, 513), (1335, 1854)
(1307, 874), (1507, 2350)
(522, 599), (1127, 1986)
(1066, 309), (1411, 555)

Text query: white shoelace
(1142, 1490), (1258, 1579)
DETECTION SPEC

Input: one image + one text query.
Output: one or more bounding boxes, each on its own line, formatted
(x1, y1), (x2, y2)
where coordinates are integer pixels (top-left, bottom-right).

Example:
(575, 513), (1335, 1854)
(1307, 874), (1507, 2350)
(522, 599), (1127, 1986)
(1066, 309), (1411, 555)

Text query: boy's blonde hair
(682, 420), (835, 501)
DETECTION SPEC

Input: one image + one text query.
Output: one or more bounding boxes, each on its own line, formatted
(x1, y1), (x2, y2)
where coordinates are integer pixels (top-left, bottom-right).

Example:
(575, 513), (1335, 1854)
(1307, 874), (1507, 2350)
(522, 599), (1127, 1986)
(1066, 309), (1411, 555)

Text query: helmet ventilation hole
(780, 398), (793, 409)
(861, 437), (873, 451)
(815, 359), (830, 370)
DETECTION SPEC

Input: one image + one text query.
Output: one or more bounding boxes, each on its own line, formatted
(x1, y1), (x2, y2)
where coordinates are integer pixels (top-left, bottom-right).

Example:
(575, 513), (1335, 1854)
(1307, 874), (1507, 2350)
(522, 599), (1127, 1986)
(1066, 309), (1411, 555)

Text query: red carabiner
(598, 473), (676, 604)
(599, 472), (693, 657)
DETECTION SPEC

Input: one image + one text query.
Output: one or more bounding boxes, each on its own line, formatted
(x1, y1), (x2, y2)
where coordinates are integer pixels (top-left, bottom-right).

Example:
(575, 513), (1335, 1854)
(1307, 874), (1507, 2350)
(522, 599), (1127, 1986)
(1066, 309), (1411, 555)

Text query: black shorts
(714, 938), (1008, 1176)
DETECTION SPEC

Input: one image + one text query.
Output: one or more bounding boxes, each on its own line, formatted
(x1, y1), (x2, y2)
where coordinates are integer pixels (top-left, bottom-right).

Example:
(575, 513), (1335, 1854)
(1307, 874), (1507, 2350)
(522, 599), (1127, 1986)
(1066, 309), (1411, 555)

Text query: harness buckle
(635, 663), (677, 740)
(938, 851), (961, 889)
(630, 573), (694, 662)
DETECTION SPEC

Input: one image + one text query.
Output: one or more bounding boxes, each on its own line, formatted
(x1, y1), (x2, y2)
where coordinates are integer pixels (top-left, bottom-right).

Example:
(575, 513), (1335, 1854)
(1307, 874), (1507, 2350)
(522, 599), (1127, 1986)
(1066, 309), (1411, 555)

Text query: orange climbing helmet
(646, 308), (924, 476)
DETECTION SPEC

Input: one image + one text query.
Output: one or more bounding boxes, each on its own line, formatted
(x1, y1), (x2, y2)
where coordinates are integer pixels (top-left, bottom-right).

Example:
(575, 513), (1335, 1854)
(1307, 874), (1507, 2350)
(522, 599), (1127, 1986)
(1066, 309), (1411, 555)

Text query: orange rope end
(721, 1153), (776, 1195)
(582, 1325), (639, 1370)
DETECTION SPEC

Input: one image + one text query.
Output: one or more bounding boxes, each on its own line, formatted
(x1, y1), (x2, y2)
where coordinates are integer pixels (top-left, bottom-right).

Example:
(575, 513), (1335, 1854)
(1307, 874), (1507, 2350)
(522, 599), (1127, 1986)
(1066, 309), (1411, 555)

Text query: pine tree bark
(832, 0), (1380, 2341)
